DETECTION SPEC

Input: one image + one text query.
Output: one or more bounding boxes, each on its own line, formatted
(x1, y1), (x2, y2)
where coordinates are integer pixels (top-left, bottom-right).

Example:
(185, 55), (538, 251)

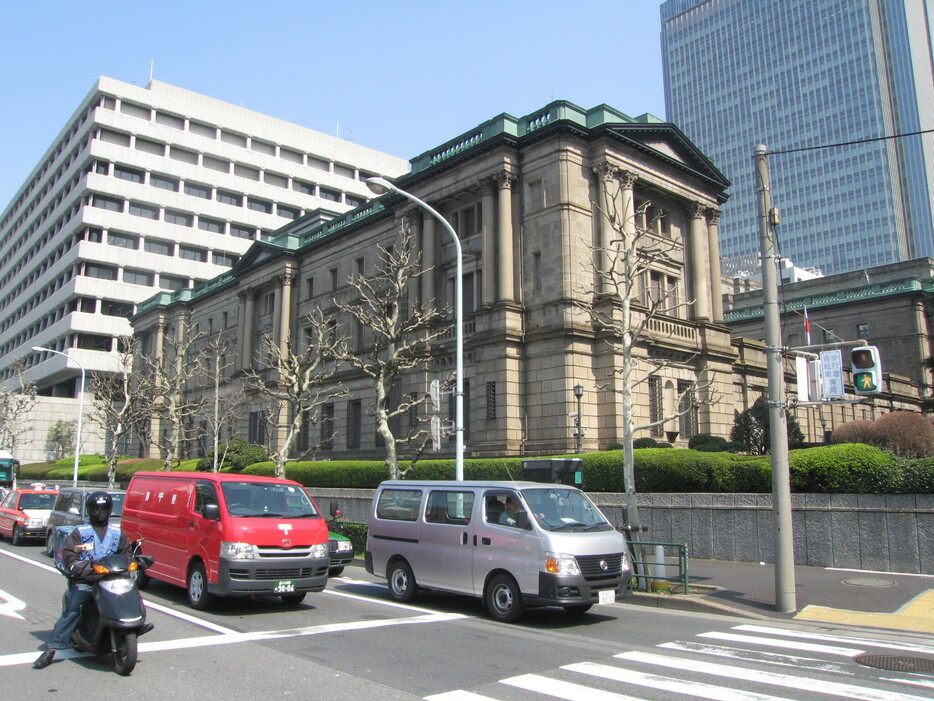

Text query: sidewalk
(626, 558), (934, 635)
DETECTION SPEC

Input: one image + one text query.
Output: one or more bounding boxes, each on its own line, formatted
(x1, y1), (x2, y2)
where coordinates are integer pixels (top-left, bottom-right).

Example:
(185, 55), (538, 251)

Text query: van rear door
(417, 488), (477, 594)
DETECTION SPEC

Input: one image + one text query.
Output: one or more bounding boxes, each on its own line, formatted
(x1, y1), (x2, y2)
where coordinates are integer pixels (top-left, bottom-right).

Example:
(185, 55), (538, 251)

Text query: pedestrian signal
(850, 345), (881, 395)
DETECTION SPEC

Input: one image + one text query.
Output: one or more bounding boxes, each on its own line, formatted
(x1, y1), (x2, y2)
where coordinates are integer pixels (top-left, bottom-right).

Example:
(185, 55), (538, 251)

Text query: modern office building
(0, 76), (408, 461)
(661, 0), (934, 277)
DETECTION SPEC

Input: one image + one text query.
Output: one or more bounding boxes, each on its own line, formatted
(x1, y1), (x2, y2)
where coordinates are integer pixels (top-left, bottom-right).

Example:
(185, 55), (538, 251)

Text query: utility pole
(754, 145), (796, 614)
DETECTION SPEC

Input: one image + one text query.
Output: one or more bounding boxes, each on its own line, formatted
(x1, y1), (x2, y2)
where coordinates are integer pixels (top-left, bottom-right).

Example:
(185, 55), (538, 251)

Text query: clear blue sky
(0, 1), (666, 209)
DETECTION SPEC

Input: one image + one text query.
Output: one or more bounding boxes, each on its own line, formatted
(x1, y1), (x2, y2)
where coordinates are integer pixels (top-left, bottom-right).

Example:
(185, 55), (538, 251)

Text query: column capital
(691, 201), (708, 219)
(593, 162), (619, 182)
(495, 170), (515, 190)
(707, 208), (721, 226)
(618, 169), (637, 188)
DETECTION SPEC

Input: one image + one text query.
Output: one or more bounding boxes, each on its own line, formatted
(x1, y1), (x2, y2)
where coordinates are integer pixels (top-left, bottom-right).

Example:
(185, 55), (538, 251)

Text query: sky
(0, 0), (667, 209)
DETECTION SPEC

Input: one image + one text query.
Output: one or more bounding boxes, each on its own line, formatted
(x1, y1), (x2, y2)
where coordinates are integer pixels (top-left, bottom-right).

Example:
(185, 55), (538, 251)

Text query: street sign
(429, 379), (441, 413)
(795, 356), (809, 401)
(430, 415), (442, 452)
(820, 349), (845, 398)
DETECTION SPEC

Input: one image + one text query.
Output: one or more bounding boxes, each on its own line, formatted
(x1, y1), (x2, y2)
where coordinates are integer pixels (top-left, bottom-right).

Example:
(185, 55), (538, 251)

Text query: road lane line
(564, 661), (792, 700)
(658, 640), (854, 674)
(501, 673), (643, 700)
(733, 624), (934, 655)
(325, 585), (473, 617)
(696, 631), (864, 656)
(615, 651), (931, 701)
(425, 691), (499, 700)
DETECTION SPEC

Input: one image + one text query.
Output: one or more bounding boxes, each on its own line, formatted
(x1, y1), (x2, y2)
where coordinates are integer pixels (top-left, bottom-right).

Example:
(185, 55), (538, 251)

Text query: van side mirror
(329, 501), (340, 517)
(203, 503), (220, 521)
(516, 510), (531, 530)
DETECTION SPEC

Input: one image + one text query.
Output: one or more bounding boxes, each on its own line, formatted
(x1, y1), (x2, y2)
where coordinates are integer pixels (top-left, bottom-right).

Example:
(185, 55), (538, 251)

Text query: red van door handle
(188, 520), (195, 527)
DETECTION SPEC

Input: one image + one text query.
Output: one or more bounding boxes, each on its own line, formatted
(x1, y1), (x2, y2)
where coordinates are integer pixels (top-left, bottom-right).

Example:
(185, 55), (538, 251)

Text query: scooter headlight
(221, 541), (258, 559)
(545, 552), (581, 576)
(100, 578), (135, 595)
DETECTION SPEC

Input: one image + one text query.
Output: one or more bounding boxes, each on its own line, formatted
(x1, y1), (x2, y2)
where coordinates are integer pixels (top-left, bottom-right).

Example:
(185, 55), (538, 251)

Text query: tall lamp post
(365, 177), (465, 481)
(33, 346), (85, 487)
(573, 384), (584, 454)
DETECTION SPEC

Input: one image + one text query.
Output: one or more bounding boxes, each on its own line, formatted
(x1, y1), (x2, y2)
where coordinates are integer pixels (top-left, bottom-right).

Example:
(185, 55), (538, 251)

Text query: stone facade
(130, 101), (924, 463)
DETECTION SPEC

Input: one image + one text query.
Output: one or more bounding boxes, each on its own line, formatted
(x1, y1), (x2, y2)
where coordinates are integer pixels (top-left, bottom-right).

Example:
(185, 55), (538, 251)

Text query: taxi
(0, 485), (59, 546)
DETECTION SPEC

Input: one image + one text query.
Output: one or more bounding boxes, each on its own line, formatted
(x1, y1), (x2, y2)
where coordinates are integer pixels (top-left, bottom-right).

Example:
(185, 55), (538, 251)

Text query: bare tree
(88, 337), (154, 486)
(0, 359), (37, 455)
(198, 331), (249, 472)
(141, 317), (209, 470)
(580, 169), (718, 537)
(334, 224), (452, 479)
(244, 309), (347, 479)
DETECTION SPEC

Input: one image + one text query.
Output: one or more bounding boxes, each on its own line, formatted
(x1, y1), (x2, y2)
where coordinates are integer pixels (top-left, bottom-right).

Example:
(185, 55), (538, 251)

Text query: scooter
(62, 551), (154, 675)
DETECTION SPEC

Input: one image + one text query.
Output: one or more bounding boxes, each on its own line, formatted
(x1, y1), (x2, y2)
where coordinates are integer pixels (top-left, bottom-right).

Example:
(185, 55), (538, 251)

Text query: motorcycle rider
(34, 491), (151, 669)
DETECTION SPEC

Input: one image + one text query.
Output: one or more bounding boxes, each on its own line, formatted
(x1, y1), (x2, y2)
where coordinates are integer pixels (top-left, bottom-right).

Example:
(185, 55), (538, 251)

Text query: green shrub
(688, 434), (727, 450)
(336, 522), (368, 554)
(198, 439), (269, 472)
(896, 457), (934, 493)
(53, 454), (103, 468)
(789, 443), (895, 493)
(633, 437), (659, 449)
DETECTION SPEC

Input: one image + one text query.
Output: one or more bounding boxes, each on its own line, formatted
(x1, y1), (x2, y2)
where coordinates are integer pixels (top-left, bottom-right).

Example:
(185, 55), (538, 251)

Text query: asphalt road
(2, 541), (932, 699)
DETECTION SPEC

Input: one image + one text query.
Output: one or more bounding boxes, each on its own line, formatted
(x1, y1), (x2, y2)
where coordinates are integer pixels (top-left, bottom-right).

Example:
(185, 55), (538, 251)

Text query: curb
(624, 591), (780, 621)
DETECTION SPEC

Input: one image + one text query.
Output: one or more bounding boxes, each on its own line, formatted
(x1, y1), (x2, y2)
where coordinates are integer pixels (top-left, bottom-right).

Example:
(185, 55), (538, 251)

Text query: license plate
(598, 589), (616, 605)
(274, 580), (295, 593)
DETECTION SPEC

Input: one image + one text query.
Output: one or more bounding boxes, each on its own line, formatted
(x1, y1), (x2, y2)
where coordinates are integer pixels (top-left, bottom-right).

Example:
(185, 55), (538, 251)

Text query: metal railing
(629, 540), (690, 592)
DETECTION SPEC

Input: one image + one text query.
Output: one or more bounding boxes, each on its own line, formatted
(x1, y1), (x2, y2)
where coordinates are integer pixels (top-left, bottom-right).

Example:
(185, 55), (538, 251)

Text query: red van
(122, 472), (329, 609)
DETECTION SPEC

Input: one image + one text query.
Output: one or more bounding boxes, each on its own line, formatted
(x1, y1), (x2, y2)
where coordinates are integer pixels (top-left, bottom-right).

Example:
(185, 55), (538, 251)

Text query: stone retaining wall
(307, 488), (933, 574)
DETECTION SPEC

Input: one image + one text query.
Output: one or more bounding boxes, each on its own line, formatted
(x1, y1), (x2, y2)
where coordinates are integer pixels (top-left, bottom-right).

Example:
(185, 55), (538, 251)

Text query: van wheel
(281, 592), (306, 605)
(187, 562), (214, 610)
(486, 574), (524, 623)
(387, 560), (417, 603)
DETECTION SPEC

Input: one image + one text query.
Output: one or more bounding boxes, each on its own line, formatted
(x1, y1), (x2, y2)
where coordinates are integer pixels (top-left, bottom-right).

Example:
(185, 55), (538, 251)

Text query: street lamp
(32, 346), (85, 487)
(365, 176), (465, 481)
(573, 384), (584, 454)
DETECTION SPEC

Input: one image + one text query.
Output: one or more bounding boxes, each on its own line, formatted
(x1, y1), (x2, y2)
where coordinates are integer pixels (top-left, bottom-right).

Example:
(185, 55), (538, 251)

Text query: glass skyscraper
(661, 0), (934, 276)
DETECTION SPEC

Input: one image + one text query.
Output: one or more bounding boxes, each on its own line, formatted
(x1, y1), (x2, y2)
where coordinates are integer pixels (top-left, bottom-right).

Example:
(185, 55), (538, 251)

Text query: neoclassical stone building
(131, 101), (920, 462)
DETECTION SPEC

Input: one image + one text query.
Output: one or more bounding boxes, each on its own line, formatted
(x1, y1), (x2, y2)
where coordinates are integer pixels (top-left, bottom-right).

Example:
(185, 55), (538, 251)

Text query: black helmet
(86, 491), (113, 526)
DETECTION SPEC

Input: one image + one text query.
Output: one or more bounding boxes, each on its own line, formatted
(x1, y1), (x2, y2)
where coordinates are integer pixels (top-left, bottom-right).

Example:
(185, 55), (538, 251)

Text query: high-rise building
(661, 0), (934, 277)
(0, 77), (408, 461)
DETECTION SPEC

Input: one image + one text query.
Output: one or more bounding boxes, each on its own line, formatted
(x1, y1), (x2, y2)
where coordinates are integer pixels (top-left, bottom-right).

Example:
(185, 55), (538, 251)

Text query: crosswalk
(425, 623), (934, 700)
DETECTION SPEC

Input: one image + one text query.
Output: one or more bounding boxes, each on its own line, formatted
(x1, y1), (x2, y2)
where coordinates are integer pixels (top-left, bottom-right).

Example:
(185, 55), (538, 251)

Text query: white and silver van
(365, 480), (633, 622)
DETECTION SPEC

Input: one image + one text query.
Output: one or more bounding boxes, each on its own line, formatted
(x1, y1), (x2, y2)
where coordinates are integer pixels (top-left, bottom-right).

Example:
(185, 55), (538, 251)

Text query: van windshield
(520, 487), (612, 532)
(220, 482), (321, 518)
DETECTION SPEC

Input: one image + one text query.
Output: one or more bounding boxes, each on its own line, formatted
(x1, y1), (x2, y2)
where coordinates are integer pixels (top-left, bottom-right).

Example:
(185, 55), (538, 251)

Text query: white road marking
(501, 673), (644, 701)
(615, 650), (932, 701)
(424, 691), (499, 700)
(696, 631), (864, 656)
(0, 589), (27, 620)
(564, 661), (793, 700)
(732, 624), (934, 655)
(659, 640), (854, 674)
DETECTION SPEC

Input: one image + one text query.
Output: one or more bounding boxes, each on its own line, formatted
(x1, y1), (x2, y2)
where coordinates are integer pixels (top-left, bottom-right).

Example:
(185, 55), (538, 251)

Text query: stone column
(707, 209), (724, 322)
(592, 163), (618, 293)
(422, 213), (436, 306)
(481, 179), (496, 305)
(496, 170), (515, 302)
(278, 271), (294, 357)
(241, 292), (255, 369)
(619, 170), (637, 238)
(690, 201), (711, 321)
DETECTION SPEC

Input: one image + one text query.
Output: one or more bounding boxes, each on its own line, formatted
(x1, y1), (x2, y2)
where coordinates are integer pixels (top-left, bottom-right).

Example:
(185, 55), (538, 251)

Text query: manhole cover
(841, 577), (896, 588)
(854, 654), (934, 674)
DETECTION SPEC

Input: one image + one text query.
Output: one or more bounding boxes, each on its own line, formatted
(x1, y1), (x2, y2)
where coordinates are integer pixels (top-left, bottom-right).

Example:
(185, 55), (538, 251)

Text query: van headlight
(621, 550), (633, 571)
(545, 552), (580, 576)
(310, 543), (328, 559)
(221, 541), (259, 559)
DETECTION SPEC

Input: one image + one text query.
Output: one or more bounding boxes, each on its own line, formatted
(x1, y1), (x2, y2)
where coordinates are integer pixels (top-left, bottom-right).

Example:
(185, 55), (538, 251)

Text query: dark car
(44, 487), (126, 557)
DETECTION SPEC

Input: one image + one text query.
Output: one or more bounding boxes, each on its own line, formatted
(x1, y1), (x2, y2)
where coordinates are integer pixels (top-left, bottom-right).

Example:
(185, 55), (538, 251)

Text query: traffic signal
(850, 345), (882, 395)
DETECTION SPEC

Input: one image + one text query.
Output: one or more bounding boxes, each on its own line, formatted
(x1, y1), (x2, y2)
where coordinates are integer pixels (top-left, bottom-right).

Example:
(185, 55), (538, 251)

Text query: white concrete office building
(0, 77), (408, 462)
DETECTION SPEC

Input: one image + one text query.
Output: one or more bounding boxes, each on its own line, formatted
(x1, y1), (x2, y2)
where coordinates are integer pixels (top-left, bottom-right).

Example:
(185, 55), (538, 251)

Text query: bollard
(651, 544), (669, 592)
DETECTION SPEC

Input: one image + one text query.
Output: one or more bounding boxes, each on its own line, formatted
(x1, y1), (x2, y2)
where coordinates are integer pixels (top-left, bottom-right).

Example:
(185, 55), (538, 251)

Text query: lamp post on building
(573, 384), (584, 453)
(32, 346), (85, 487)
(365, 177), (465, 481)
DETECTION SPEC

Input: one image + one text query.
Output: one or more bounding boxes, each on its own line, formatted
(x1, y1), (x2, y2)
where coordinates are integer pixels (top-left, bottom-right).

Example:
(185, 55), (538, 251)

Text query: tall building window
(678, 380), (697, 439)
(248, 411), (266, 444)
(648, 376), (663, 437)
(347, 400), (362, 449)
(320, 404), (335, 450)
(486, 382), (496, 420)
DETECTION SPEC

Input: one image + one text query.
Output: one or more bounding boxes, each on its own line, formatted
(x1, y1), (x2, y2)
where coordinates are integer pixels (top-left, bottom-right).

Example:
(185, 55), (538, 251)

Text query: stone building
(131, 101), (923, 463)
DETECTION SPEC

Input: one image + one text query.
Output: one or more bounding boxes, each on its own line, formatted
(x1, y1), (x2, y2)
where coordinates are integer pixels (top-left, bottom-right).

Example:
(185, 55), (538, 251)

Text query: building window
(330, 267), (338, 291)
(114, 165), (144, 183)
(123, 269), (154, 286)
(84, 263), (118, 281)
(264, 171), (287, 188)
(129, 201), (159, 219)
(532, 251), (542, 292)
(165, 209), (193, 226)
(230, 224), (254, 240)
(91, 194), (122, 212)
(319, 187), (341, 202)
(321, 404), (335, 450)
(248, 411), (266, 444)
(154, 111), (184, 130)
(212, 251), (239, 267)
(134, 137), (164, 156)
(159, 275), (187, 291)
(293, 180), (316, 196)
(101, 300), (134, 318)
(151, 173), (179, 191)
(648, 376), (663, 437)
(145, 239), (173, 256)
(198, 217), (225, 234)
(346, 194), (365, 208)
(169, 146), (198, 165)
(678, 380), (698, 438)
(217, 190), (242, 206)
(281, 147), (303, 164)
(247, 197), (273, 214)
(347, 400), (362, 449)
(455, 202), (482, 235)
(179, 245), (208, 262)
(221, 130), (248, 147)
(857, 323), (870, 340)
(120, 101), (151, 120)
(486, 382), (496, 420)
(108, 231), (138, 249)
(277, 204), (299, 220)
(202, 155), (229, 173)
(306, 277), (314, 299)
(823, 328), (836, 343)
(235, 164), (260, 181)
(184, 182), (211, 199)
(189, 120), (216, 139)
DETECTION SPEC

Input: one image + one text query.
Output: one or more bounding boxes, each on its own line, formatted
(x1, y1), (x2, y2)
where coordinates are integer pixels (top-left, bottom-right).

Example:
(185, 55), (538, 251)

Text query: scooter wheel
(112, 631), (137, 676)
